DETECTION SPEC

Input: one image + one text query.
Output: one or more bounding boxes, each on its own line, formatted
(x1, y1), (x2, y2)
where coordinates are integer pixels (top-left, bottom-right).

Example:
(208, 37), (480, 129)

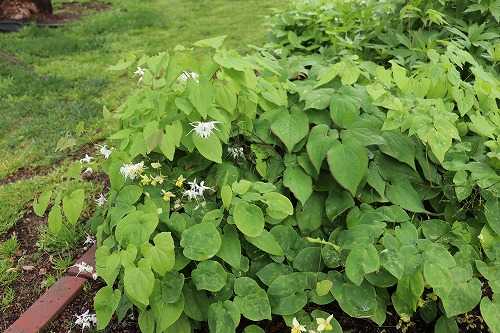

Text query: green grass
(0, 0), (285, 236)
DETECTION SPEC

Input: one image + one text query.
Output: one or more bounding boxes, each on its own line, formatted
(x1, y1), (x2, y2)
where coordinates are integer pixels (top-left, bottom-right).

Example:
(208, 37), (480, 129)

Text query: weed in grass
(0, 236), (18, 259)
(0, 260), (18, 287)
(51, 255), (73, 275)
(37, 223), (86, 254)
(0, 287), (15, 309)
(41, 274), (57, 290)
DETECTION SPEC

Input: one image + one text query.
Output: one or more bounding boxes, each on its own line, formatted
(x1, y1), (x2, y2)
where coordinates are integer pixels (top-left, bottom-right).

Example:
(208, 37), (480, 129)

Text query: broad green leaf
(152, 293), (185, 331)
(95, 245), (121, 286)
(33, 190), (52, 217)
(62, 189), (85, 225)
(262, 192), (294, 220)
(115, 212), (159, 247)
(244, 325), (265, 333)
(47, 205), (63, 234)
(293, 247), (323, 272)
(234, 277), (272, 321)
(325, 187), (354, 221)
(327, 141), (368, 196)
(180, 223), (221, 261)
(434, 316), (458, 333)
(245, 230), (284, 256)
(386, 180), (426, 213)
(481, 297), (500, 333)
(208, 301), (241, 333)
(346, 244), (380, 286)
(256, 263), (293, 286)
(143, 121), (162, 152)
(316, 280), (333, 296)
(124, 264), (155, 306)
(485, 199), (500, 235)
(269, 292), (308, 315)
(141, 232), (175, 276)
(306, 125), (338, 174)
(164, 315), (192, 333)
(379, 131), (416, 169)
(160, 121), (183, 161)
(331, 274), (378, 318)
(155, 272), (185, 304)
(138, 310), (155, 333)
(283, 165), (313, 206)
(271, 110), (309, 152)
(296, 192), (324, 233)
(233, 201), (264, 237)
(192, 260), (228, 292)
(392, 272), (425, 318)
(183, 283), (210, 321)
(215, 81), (237, 113)
(330, 94), (360, 128)
(193, 133), (222, 163)
(95, 286), (121, 330)
(194, 35), (227, 49)
(116, 185), (142, 205)
(217, 225), (241, 269)
(221, 184), (233, 209)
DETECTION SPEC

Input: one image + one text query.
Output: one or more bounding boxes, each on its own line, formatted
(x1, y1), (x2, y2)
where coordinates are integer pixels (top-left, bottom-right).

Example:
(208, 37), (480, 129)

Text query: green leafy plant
(87, 1), (500, 332)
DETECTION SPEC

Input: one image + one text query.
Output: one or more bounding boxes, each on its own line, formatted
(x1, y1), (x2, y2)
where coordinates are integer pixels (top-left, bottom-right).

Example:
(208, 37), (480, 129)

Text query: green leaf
(331, 275), (378, 318)
(164, 315), (192, 333)
(392, 272), (425, 318)
(379, 131), (416, 169)
(215, 81), (237, 113)
(221, 184), (233, 209)
(293, 247), (323, 272)
(152, 293), (185, 331)
(434, 316), (458, 333)
(327, 141), (368, 196)
(192, 260), (228, 292)
(193, 133), (222, 163)
(234, 277), (272, 321)
(124, 264), (155, 306)
(33, 190), (52, 217)
(116, 185), (143, 205)
(62, 189), (85, 225)
(208, 301), (241, 333)
(481, 297), (500, 333)
(115, 212), (159, 247)
(262, 192), (294, 220)
(271, 110), (309, 152)
(330, 94), (360, 128)
(180, 223), (221, 261)
(325, 187), (354, 221)
(47, 205), (63, 234)
(95, 286), (121, 330)
(296, 192), (324, 233)
(485, 199), (500, 235)
(316, 280), (333, 296)
(306, 125), (338, 174)
(345, 244), (380, 286)
(194, 35), (227, 49)
(244, 325), (265, 333)
(155, 272), (185, 304)
(283, 165), (313, 206)
(138, 310), (155, 333)
(217, 225), (241, 269)
(245, 230), (284, 256)
(233, 201), (265, 237)
(141, 232), (175, 276)
(386, 180), (426, 213)
(160, 121), (183, 161)
(95, 245), (121, 286)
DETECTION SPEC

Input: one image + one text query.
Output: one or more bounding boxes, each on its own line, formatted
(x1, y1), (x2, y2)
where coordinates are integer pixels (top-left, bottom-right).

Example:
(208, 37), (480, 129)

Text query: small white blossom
(134, 66), (145, 83)
(120, 161), (145, 180)
(72, 261), (94, 277)
(189, 121), (221, 139)
(95, 193), (107, 207)
(84, 235), (95, 247)
(74, 310), (97, 332)
(291, 317), (307, 333)
(151, 162), (161, 169)
(79, 154), (93, 164)
(316, 314), (334, 332)
(178, 71), (199, 82)
(83, 167), (93, 175)
(92, 273), (98, 280)
(98, 144), (112, 159)
(228, 146), (245, 160)
(183, 178), (213, 201)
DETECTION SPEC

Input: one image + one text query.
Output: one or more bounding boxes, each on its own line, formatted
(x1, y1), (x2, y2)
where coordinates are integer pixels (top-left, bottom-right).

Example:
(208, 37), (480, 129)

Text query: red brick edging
(6, 245), (97, 333)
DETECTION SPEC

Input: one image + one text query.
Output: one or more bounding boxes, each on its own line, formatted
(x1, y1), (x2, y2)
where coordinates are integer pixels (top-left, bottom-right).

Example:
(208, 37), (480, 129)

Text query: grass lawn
(0, 0), (286, 236)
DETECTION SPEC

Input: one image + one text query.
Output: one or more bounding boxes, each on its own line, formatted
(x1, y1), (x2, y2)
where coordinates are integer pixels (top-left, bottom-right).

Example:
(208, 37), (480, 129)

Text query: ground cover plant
(87, 0), (500, 332)
(0, 0), (282, 329)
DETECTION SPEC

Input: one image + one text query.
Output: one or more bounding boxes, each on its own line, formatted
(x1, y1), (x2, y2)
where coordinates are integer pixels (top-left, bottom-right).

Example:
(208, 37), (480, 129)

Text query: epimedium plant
(86, 2), (500, 333)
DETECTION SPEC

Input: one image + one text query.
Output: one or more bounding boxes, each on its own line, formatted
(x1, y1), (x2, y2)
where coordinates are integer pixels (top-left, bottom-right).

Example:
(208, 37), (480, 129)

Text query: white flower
(84, 235), (95, 247)
(178, 71), (199, 82)
(120, 161), (145, 180)
(134, 66), (145, 83)
(316, 315), (334, 332)
(291, 317), (307, 333)
(92, 273), (98, 280)
(79, 154), (93, 164)
(183, 178), (213, 201)
(83, 167), (93, 175)
(95, 193), (107, 207)
(98, 145), (112, 159)
(72, 262), (94, 277)
(151, 162), (161, 169)
(228, 146), (245, 160)
(189, 121), (221, 139)
(74, 310), (97, 332)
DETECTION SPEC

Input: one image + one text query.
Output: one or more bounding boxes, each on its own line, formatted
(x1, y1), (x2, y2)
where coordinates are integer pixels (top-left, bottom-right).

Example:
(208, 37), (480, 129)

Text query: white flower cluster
(72, 261), (97, 280)
(189, 121), (221, 139)
(178, 71), (199, 82)
(183, 178), (213, 201)
(74, 310), (97, 332)
(120, 161), (145, 180)
(79, 154), (93, 164)
(134, 66), (145, 83)
(228, 146), (245, 160)
(291, 315), (334, 333)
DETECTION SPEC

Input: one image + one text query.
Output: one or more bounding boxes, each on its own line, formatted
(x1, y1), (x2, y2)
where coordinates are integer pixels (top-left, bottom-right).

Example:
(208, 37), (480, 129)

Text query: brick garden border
(6, 244), (97, 333)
